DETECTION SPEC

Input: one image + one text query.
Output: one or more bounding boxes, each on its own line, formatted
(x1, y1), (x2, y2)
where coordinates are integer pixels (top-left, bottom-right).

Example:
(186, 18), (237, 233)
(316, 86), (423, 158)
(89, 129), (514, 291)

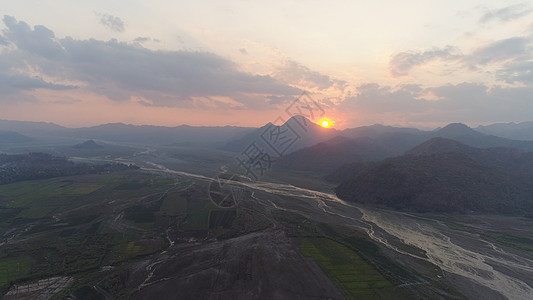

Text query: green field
(0, 178), (103, 209)
(299, 237), (395, 299)
(0, 171), (177, 294)
(0, 257), (34, 289)
(160, 191), (188, 215)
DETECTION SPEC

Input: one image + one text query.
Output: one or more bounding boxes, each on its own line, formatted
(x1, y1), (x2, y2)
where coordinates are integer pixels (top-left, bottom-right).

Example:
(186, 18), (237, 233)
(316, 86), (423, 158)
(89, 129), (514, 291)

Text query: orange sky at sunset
(1, 1), (532, 129)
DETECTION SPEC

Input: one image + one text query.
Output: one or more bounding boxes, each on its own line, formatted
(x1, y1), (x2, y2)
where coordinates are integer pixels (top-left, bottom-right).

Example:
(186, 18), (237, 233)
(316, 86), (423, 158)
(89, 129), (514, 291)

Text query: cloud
(0, 16), (301, 108)
(274, 60), (346, 91)
(389, 37), (532, 76)
(341, 83), (428, 113)
(340, 82), (533, 124)
(0, 35), (7, 46)
(497, 60), (533, 84)
(479, 4), (532, 23)
(2, 15), (64, 58)
(134, 37), (150, 42)
(98, 13), (125, 32)
(389, 46), (459, 77)
(462, 37), (530, 69)
(0, 73), (76, 95)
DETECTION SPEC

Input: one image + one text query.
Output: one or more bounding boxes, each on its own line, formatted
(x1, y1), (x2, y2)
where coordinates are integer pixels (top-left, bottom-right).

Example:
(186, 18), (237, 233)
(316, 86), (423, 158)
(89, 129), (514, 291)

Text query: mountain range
(3, 117), (533, 152)
(334, 137), (533, 214)
(476, 121), (533, 141)
(275, 122), (533, 172)
(0, 119), (255, 146)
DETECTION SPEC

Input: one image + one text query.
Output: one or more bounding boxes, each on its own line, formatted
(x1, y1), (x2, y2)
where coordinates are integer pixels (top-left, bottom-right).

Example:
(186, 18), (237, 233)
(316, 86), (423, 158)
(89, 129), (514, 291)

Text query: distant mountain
(0, 131), (33, 143)
(0, 119), (67, 136)
(476, 122), (533, 141)
(73, 140), (104, 149)
(335, 138), (533, 214)
(430, 123), (533, 150)
(3, 118), (533, 151)
(219, 115), (337, 154)
(0, 119), (255, 146)
(275, 122), (533, 174)
(341, 124), (422, 139)
(70, 123), (255, 146)
(274, 136), (390, 172)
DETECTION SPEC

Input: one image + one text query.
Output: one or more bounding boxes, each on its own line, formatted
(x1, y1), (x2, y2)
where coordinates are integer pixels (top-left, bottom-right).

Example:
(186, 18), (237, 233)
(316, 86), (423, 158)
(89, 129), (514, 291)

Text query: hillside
(275, 136), (390, 172)
(73, 140), (104, 149)
(335, 138), (533, 214)
(0, 131), (33, 144)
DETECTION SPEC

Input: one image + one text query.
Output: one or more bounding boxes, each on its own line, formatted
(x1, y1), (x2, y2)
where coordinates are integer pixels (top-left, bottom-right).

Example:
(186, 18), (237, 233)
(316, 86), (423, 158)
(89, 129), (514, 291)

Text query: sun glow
(318, 118), (334, 128)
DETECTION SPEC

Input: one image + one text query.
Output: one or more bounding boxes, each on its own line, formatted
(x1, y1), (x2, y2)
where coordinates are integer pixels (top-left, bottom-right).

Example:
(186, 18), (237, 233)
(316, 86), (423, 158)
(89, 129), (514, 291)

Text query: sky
(0, 0), (532, 129)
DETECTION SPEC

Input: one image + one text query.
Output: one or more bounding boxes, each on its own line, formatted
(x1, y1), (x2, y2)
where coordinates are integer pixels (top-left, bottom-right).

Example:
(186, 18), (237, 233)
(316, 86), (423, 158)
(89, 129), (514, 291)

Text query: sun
(318, 118), (334, 128)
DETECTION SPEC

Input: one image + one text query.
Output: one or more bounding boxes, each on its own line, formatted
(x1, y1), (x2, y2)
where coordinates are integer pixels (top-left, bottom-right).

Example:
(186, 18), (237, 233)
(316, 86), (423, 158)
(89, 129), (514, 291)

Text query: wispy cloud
(389, 46), (460, 77)
(479, 4), (532, 23)
(274, 60), (346, 91)
(96, 13), (125, 32)
(389, 37), (532, 78)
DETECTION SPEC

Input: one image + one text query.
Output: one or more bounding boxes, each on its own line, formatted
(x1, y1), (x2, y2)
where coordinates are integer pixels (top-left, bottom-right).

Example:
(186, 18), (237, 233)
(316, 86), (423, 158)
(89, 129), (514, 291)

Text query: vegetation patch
(159, 191), (188, 215)
(0, 256), (34, 289)
(299, 237), (394, 299)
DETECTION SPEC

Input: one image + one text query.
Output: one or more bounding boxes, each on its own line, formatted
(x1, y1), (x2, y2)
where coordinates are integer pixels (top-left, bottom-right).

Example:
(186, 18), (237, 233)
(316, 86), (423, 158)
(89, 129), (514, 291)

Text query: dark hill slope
(335, 138), (533, 214)
(0, 131), (33, 144)
(275, 136), (389, 172)
(73, 140), (104, 149)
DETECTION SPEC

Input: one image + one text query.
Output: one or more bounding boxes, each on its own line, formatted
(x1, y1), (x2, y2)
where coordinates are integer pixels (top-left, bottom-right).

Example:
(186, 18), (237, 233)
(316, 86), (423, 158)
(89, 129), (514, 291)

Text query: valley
(1, 119), (533, 299)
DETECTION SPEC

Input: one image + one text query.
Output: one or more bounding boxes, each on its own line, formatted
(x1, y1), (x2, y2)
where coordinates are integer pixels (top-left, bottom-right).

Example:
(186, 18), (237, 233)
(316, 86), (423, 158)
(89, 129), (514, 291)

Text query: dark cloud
(98, 13), (125, 32)
(0, 16), (301, 107)
(479, 4), (532, 23)
(0, 73), (76, 95)
(463, 37), (529, 69)
(0, 35), (8, 46)
(497, 60), (533, 84)
(341, 82), (533, 124)
(476, 38), (533, 84)
(2, 16), (64, 58)
(274, 60), (346, 91)
(389, 46), (459, 77)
